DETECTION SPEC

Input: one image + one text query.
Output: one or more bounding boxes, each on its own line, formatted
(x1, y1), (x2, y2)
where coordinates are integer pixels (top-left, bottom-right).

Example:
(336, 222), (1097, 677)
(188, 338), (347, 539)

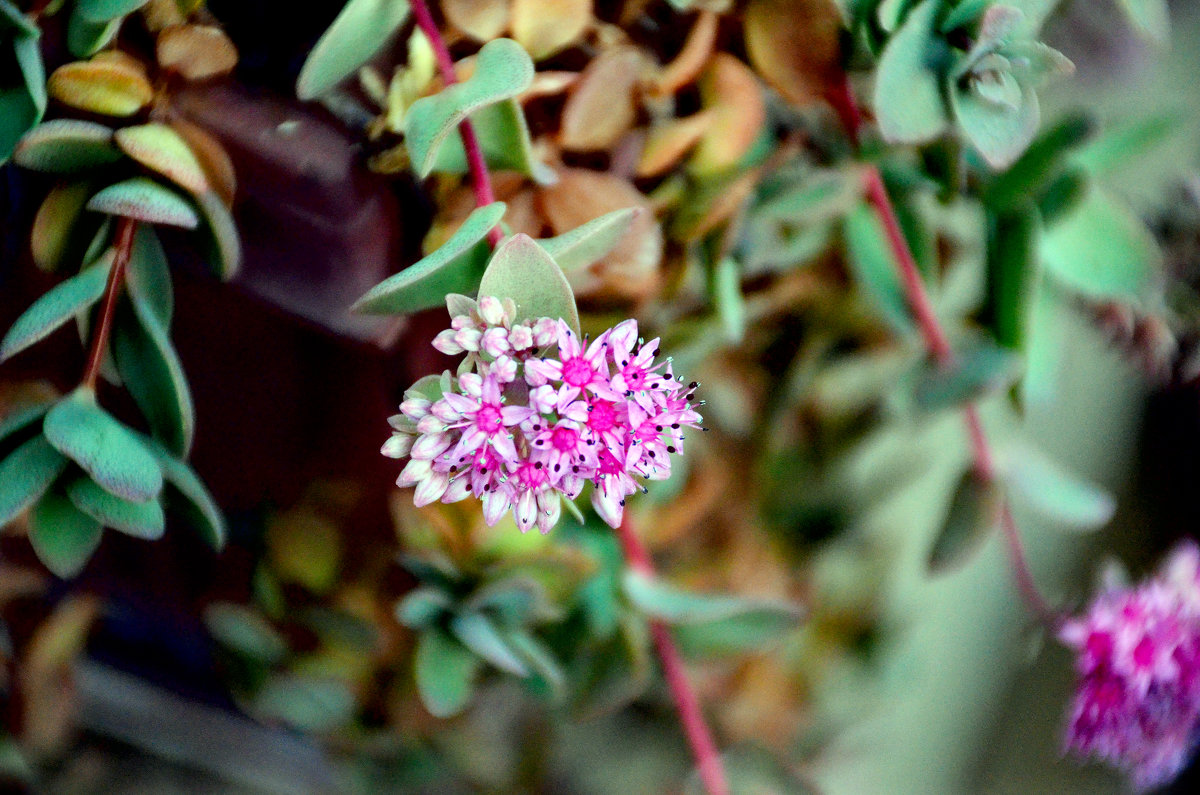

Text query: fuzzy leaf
(31, 183), (97, 271)
(0, 87), (40, 164)
(951, 78), (1040, 170)
(929, 468), (1003, 574)
(296, 0), (412, 100)
(537, 208), (640, 273)
(115, 123), (210, 195)
(1003, 444), (1115, 529)
(14, 32), (46, 115)
(913, 341), (1024, 410)
(449, 612), (529, 676)
(156, 24), (239, 81)
(395, 587), (454, 628)
(0, 437), (68, 527)
(478, 233), (580, 334)
(113, 306), (194, 457)
(415, 628), (482, 718)
(142, 436), (225, 548)
(66, 477), (164, 539)
(125, 224), (173, 327)
(622, 570), (804, 627)
(43, 389), (163, 502)
(66, 8), (121, 57)
(252, 674), (356, 733)
(404, 38), (535, 178)
(48, 59), (153, 117)
(204, 602), (288, 664)
(429, 99), (553, 183)
(87, 177), (200, 229)
(76, 0), (151, 21)
(843, 203), (913, 333)
(873, 0), (949, 143)
(0, 259), (111, 362)
(352, 202), (505, 314)
(195, 190), (242, 280)
(0, 0), (38, 36)
(0, 402), (52, 451)
(28, 492), (104, 579)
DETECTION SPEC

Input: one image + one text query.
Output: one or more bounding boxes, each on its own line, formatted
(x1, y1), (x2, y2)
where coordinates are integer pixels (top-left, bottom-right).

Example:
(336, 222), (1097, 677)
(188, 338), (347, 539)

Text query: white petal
(381, 434), (414, 458)
(413, 472), (450, 507)
(397, 458), (431, 487)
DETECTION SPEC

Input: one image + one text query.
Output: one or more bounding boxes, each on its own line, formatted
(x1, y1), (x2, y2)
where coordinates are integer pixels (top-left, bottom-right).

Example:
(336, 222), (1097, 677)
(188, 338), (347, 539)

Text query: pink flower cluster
(382, 295), (702, 533)
(1059, 540), (1200, 790)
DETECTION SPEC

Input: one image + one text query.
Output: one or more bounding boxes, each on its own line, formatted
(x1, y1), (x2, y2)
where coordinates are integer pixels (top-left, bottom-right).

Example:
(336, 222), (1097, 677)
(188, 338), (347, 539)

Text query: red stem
(617, 515), (731, 795)
(829, 77), (1057, 623)
(81, 218), (137, 391)
(409, 0), (503, 247)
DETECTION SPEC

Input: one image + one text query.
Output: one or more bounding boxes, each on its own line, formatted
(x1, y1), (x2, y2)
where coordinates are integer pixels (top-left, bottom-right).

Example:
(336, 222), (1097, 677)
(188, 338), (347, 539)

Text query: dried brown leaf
(157, 24), (239, 81)
(560, 46), (644, 152)
(636, 111), (714, 177)
(511, 0), (592, 60)
(443, 0), (510, 41)
(170, 118), (238, 206)
(690, 54), (766, 174)
(744, 0), (843, 107)
(653, 9), (718, 96)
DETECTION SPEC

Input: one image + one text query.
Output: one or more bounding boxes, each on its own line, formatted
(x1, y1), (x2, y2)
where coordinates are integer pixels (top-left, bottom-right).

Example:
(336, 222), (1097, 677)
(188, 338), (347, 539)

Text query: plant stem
(617, 515), (731, 795)
(409, 0), (503, 247)
(81, 217), (137, 391)
(828, 79), (1057, 623)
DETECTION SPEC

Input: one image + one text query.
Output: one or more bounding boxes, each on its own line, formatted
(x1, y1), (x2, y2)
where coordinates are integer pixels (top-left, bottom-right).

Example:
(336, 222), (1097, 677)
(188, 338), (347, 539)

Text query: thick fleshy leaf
(1077, 114), (1176, 177)
(87, 177), (200, 229)
(0, 88), (40, 164)
(983, 207), (1042, 350)
(193, 190), (241, 280)
(622, 570), (804, 627)
(155, 24), (238, 81)
(28, 492), (104, 579)
(48, 59), (153, 117)
(113, 304), (193, 457)
(0, 0), (39, 36)
(690, 54), (767, 175)
(537, 208), (640, 273)
(672, 607), (802, 655)
(296, 0), (412, 100)
(1002, 443), (1115, 529)
(404, 38), (534, 178)
(142, 436), (225, 548)
(951, 79), (1040, 170)
(510, 0), (590, 60)
(843, 202), (913, 333)
(31, 183), (97, 272)
(76, 0), (151, 21)
(0, 401), (52, 452)
(125, 224), (173, 326)
(0, 259), (111, 362)
(503, 628), (565, 694)
(43, 389), (163, 502)
(395, 587), (454, 628)
(873, 0), (948, 144)
(115, 123), (210, 195)
(415, 628), (483, 718)
(14, 32), (46, 115)
(478, 233), (580, 334)
(429, 99), (553, 183)
(913, 341), (1024, 411)
(66, 7), (121, 58)
(353, 202), (505, 314)
(928, 468), (1003, 574)
(637, 113), (714, 178)
(204, 602), (287, 664)
(1040, 186), (1160, 300)
(982, 113), (1094, 212)
(0, 437), (68, 527)
(449, 612), (529, 676)
(170, 119), (238, 206)
(744, 0), (842, 107)
(66, 477), (164, 539)
(252, 674), (356, 733)
(14, 120), (122, 173)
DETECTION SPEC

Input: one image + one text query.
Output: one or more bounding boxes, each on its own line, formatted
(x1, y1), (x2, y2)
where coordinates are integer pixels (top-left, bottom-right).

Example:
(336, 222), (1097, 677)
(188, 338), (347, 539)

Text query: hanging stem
(617, 515), (731, 795)
(827, 77), (1057, 623)
(81, 217), (137, 391)
(409, 0), (503, 246)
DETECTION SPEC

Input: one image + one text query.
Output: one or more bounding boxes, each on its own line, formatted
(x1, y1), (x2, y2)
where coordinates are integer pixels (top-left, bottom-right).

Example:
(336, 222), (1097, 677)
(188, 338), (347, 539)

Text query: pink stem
(830, 78), (1056, 623)
(409, 0), (503, 247)
(82, 218), (137, 391)
(617, 516), (731, 795)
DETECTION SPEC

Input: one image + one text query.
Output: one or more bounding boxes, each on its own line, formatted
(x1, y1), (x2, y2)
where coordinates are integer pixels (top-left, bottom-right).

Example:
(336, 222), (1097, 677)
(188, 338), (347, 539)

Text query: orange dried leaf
(115, 122), (210, 195)
(170, 118), (237, 206)
(744, 0), (843, 107)
(443, 0), (509, 41)
(653, 9), (718, 96)
(690, 54), (766, 175)
(511, 0), (592, 60)
(47, 60), (155, 117)
(560, 46), (644, 152)
(157, 24), (239, 81)
(636, 111), (714, 177)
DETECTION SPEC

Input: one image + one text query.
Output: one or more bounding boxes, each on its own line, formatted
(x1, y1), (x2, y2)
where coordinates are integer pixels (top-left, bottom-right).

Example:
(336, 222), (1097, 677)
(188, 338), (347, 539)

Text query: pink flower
(1059, 540), (1200, 790)
(606, 319), (675, 396)
(441, 374), (533, 464)
(525, 321), (620, 402)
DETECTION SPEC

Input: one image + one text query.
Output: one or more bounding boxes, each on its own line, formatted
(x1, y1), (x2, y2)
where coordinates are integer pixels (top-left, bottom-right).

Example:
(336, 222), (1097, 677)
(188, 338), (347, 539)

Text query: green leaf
(204, 602), (288, 664)
(463, 576), (556, 624)
(76, 0), (151, 22)
(404, 38), (535, 178)
(352, 203), (505, 315)
(941, 0), (993, 32)
(672, 605), (804, 656)
(66, 476), (164, 539)
(0, 0), (39, 36)
(66, 6), (121, 58)
(296, 0), (411, 100)
(114, 123), (210, 195)
(983, 206), (1042, 350)
(477, 233), (580, 334)
(843, 203), (913, 333)
(195, 190), (241, 280)
(14, 32), (46, 116)
(872, 0), (949, 144)
(913, 341), (1024, 410)
(710, 257), (745, 344)
(415, 628), (482, 718)
(429, 99), (554, 183)
(1002, 443), (1115, 529)
(539, 208), (640, 273)
(1076, 114), (1177, 177)
(395, 587), (453, 628)
(87, 177), (200, 229)
(1035, 168), (1087, 225)
(1116, 0), (1169, 42)
(1, 259), (111, 362)
(0, 401), (52, 452)
(252, 674), (356, 733)
(504, 629), (565, 694)
(0, 436), (68, 527)
(1, 87), (40, 164)
(27, 492), (104, 579)
(31, 182), (98, 271)
(928, 468), (1003, 574)
(43, 389), (163, 502)
(1040, 186), (1160, 299)
(125, 224), (173, 327)
(951, 78), (1040, 170)
(449, 612), (529, 677)
(981, 113), (1095, 212)
(622, 570), (804, 628)
(142, 436), (226, 548)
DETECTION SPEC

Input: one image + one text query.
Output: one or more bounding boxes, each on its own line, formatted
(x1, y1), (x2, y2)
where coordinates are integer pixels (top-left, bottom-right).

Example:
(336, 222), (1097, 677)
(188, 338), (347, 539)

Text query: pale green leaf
(622, 570), (804, 627)
(428, 99), (554, 182)
(951, 78), (1041, 170)
(395, 587), (453, 628)
(28, 492), (104, 579)
(204, 602), (288, 664)
(537, 208), (640, 273)
(928, 468), (1002, 574)
(87, 177), (200, 229)
(296, 0), (412, 100)
(415, 628), (482, 717)
(478, 233), (580, 334)
(872, 0), (949, 144)
(0, 259), (111, 362)
(843, 203), (913, 333)
(1003, 443), (1115, 529)
(449, 612), (529, 676)
(66, 476), (164, 539)
(913, 340), (1024, 410)
(0, 436), (68, 527)
(141, 435), (226, 548)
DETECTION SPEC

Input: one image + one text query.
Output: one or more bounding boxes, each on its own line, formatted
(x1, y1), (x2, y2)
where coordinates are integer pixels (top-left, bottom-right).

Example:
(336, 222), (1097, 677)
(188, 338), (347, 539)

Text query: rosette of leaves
(0, 0), (45, 162)
(872, 0), (1073, 169)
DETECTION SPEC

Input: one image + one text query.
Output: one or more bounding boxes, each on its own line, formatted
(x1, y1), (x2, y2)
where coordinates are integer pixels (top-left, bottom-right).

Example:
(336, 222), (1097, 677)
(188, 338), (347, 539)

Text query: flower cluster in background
(382, 296), (703, 532)
(1059, 541), (1200, 790)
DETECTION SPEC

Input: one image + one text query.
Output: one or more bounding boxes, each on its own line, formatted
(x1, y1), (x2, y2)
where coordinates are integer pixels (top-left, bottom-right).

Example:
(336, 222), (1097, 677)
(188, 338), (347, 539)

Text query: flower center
(561, 357), (593, 387)
(622, 365), (647, 390)
(476, 405), (503, 433)
(551, 426), (579, 452)
(588, 401), (617, 432)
